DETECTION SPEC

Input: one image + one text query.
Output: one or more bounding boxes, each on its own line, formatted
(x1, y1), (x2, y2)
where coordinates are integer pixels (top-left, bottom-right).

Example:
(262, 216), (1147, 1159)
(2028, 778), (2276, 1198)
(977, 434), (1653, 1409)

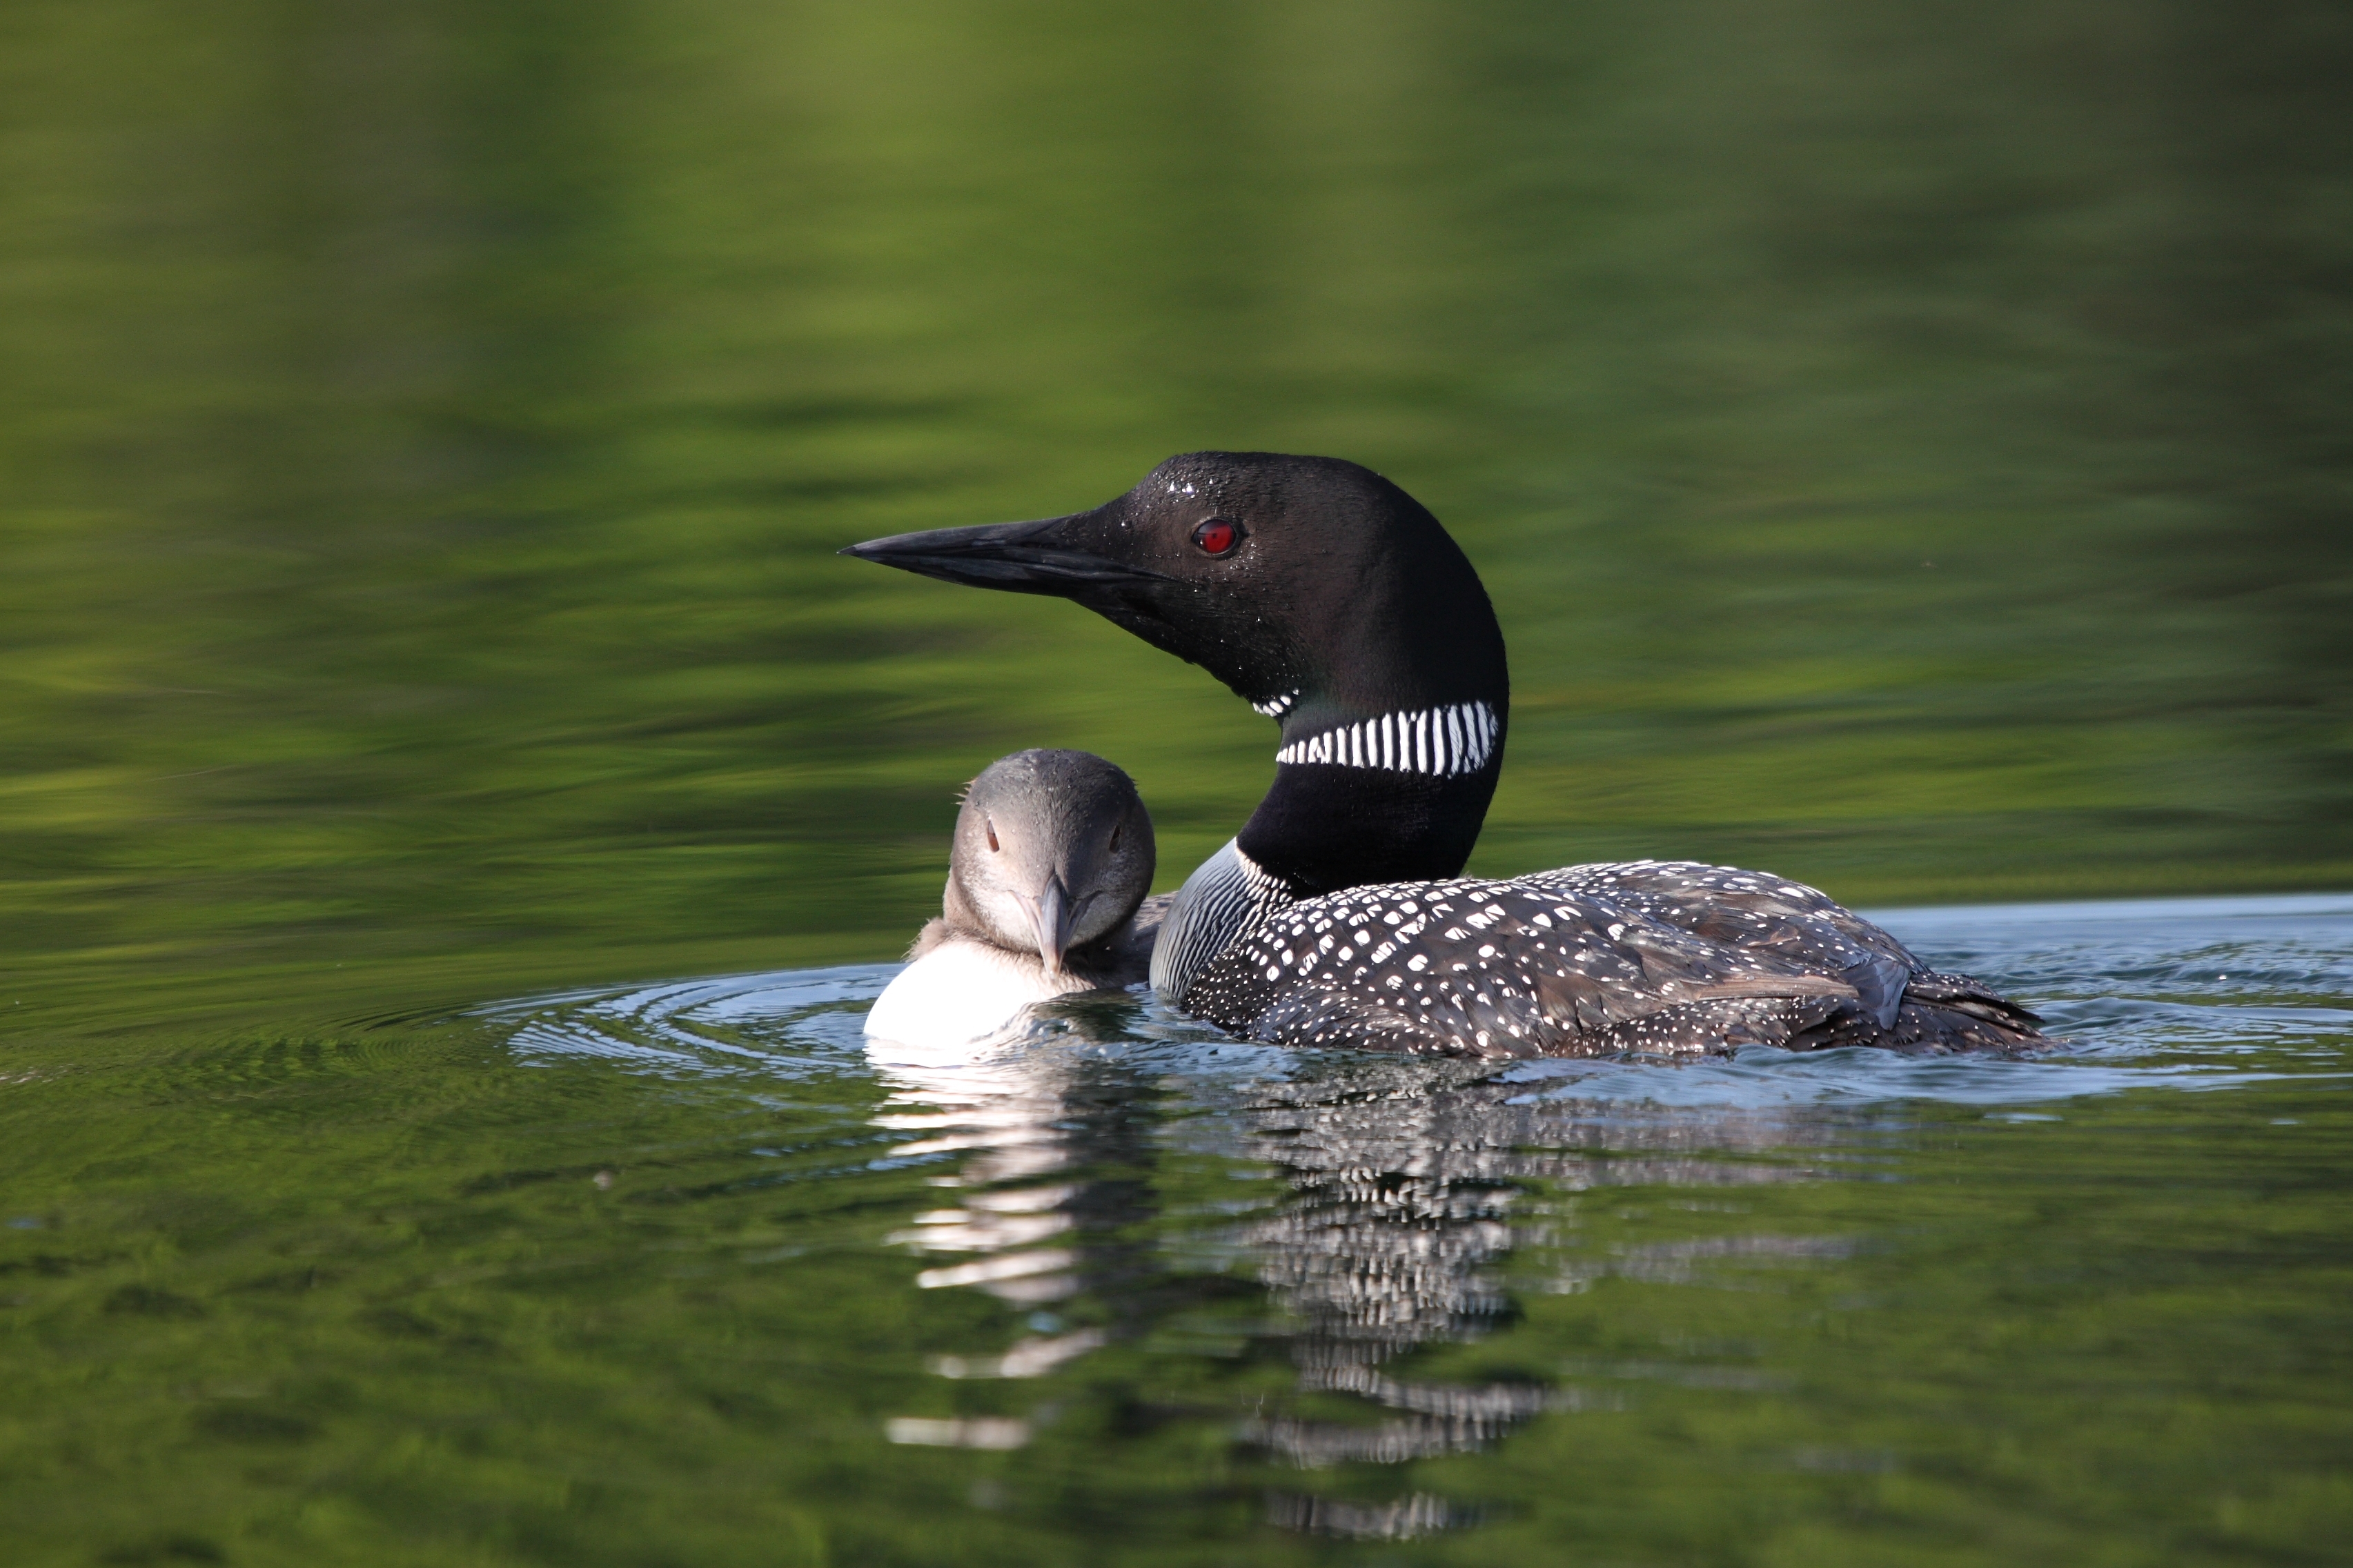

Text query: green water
(4, 0), (2351, 1562)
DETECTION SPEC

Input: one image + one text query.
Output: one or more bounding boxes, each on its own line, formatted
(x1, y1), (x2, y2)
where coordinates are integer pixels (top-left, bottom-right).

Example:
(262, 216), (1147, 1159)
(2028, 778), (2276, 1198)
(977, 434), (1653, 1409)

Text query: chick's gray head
(944, 749), (1154, 973)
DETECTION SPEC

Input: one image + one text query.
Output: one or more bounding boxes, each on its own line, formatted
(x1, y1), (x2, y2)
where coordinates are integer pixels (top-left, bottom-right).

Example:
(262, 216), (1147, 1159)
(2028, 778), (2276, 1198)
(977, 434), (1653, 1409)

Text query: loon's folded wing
(1518, 860), (1921, 1025)
(1184, 878), (1886, 1058)
(1528, 862), (2047, 1047)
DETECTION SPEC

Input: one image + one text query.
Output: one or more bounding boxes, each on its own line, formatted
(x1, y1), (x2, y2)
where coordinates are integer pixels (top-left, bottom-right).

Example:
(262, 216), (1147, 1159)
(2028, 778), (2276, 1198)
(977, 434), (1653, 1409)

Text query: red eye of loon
(1191, 519), (1241, 557)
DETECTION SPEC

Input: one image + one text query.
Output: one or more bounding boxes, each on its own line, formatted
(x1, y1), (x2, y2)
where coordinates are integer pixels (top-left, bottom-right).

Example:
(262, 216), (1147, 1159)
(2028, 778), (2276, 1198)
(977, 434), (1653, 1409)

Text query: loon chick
(864, 748), (1160, 1051)
(845, 454), (2045, 1059)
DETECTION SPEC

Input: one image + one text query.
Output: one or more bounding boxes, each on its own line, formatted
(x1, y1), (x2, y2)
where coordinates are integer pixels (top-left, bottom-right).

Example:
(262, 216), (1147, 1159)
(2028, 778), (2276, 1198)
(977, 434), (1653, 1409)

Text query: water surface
(5, 0), (2350, 1026)
(8, 896), (2350, 1564)
(5, 0), (2352, 1562)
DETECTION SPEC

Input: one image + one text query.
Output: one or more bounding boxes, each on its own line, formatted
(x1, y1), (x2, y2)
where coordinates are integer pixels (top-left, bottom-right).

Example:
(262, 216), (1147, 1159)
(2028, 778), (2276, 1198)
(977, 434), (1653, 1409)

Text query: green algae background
(5, 0), (2348, 1033)
(5, 1), (2353, 1565)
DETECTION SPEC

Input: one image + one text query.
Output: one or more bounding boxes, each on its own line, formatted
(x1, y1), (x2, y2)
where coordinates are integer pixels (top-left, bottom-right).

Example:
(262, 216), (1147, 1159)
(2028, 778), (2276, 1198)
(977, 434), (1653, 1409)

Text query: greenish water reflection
(4, 0), (2352, 1562)
(5, 898), (2352, 1565)
(3, 0), (2348, 1031)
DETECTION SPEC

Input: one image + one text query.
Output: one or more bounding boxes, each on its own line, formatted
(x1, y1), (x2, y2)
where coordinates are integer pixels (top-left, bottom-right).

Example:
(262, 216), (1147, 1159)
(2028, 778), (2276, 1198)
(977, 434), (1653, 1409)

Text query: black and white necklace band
(1274, 700), (1499, 777)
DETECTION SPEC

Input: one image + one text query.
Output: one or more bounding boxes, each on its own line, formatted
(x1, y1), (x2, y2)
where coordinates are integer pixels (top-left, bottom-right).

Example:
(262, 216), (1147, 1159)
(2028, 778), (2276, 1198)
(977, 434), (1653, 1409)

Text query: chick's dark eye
(1191, 518), (1241, 557)
(985, 820), (999, 853)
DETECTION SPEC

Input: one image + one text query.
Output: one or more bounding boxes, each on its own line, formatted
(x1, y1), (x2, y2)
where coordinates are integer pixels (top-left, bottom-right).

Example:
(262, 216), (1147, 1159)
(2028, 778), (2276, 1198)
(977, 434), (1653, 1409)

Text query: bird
(845, 453), (2045, 1060)
(863, 748), (1163, 1053)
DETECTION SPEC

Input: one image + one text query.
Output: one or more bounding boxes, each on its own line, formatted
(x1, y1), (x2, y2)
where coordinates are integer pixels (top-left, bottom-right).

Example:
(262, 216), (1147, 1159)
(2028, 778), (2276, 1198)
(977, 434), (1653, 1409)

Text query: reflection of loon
(868, 1040), (1579, 1469)
(873, 1031), (1838, 1535)
(845, 451), (2045, 1058)
(864, 750), (1163, 1052)
(1234, 1060), (1824, 1471)
(867, 1033), (1158, 1382)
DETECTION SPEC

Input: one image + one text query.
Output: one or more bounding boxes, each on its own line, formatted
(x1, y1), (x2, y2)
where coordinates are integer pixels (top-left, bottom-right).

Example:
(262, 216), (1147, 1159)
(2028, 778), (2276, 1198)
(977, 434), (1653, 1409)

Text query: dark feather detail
(1180, 860), (2048, 1058)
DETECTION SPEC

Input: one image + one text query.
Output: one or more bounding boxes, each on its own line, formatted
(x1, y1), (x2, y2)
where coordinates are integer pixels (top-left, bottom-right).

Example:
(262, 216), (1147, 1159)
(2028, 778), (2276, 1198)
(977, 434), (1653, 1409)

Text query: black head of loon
(845, 453), (1507, 897)
(934, 748), (1156, 977)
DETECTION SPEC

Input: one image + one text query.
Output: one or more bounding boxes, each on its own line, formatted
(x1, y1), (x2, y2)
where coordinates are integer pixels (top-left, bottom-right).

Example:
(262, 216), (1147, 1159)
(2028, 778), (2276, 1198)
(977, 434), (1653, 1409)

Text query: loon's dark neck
(1239, 749), (1504, 896)
(1233, 605), (1509, 898)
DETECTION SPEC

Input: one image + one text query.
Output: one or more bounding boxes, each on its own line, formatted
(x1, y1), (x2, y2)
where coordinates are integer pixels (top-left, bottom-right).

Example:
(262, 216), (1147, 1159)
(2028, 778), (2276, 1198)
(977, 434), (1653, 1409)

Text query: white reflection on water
(869, 1038), (1089, 1306)
(485, 892), (2353, 1534)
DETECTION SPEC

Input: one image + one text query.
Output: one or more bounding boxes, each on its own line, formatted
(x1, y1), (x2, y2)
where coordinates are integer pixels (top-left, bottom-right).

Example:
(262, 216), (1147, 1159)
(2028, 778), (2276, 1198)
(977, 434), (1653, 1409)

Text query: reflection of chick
(865, 749), (1161, 1051)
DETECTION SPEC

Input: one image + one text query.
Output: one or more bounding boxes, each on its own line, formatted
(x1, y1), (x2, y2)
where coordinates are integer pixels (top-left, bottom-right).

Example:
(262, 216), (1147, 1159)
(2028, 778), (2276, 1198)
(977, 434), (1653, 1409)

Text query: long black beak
(838, 514), (1168, 593)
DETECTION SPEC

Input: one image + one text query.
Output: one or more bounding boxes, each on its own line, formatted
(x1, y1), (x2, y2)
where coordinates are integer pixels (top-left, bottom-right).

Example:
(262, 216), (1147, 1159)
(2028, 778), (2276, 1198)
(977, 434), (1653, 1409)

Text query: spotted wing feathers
(1180, 860), (2044, 1059)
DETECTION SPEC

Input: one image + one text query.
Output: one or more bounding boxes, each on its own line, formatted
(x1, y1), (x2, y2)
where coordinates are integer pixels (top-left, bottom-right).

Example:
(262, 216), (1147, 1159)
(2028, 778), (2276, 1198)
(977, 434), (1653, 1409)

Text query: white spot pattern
(1251, 689), (1300, 719)
(1170, 860), (2045, 1060)
(1274, 701), (1499, 777)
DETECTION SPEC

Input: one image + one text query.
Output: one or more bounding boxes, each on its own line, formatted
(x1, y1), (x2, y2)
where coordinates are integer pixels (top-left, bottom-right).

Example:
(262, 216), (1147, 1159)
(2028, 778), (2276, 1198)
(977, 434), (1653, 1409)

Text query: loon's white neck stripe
(1250, 690), (1298, 719)
(1275, 700), (1497, 777)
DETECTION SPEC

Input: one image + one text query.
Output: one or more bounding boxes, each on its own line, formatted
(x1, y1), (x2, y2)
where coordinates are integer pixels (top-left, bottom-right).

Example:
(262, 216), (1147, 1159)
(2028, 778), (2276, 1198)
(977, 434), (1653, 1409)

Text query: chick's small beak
(1018, 875), (1078, 976)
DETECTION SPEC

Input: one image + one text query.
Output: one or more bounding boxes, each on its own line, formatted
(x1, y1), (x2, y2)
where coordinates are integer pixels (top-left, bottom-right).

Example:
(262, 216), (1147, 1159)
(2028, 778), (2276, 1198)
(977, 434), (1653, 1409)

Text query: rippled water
(106, 889), (2277, 1560)
(6, 903), (2350, 1562)
(504, 893), (2353, 1100)
(7, 0), (2351, 1560)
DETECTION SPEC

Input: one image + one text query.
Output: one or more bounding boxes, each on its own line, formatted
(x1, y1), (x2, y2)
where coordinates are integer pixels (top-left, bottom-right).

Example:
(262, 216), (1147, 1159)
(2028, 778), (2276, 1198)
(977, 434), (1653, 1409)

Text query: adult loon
(845, 453), (2045, 1058)
(864, 748), (1163, 1053)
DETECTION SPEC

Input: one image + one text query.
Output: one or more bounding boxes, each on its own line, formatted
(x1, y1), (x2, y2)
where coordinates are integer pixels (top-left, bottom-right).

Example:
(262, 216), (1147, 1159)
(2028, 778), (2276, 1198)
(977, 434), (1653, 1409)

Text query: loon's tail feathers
(1906, 967), (2043, 1026)
(1884, 969), (2049, 1052)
